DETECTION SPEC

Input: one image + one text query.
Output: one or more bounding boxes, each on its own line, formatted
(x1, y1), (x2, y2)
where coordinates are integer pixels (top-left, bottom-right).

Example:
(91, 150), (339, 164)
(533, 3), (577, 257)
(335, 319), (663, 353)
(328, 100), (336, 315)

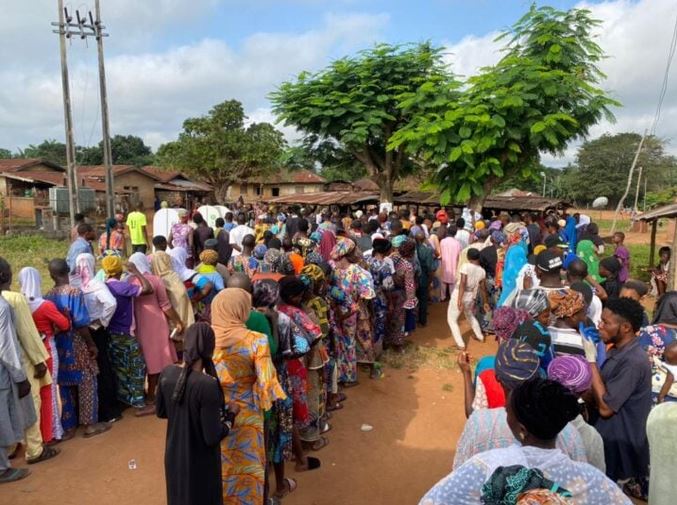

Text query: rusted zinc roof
(264, 191), (379, 206)
(637, 203), (677, 222)
(393, 191), (570, 212)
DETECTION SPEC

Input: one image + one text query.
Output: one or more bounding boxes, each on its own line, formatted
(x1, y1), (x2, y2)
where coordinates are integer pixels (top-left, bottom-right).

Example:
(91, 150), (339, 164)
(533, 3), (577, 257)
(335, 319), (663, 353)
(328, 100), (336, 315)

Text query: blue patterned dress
(366, 255), (394, 355)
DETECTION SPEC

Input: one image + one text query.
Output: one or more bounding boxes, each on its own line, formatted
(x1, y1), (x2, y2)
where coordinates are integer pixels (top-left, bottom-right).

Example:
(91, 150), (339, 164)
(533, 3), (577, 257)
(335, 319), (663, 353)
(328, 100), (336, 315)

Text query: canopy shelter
(638, 203), (677, 289)
(264, 191), (380, 207)
(392, 191), (571, 213)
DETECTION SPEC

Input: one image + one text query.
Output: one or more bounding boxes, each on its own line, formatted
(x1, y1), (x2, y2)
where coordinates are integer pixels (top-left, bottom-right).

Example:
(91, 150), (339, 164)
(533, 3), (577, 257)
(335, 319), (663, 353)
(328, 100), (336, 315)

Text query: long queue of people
(1, 201), (676, 505)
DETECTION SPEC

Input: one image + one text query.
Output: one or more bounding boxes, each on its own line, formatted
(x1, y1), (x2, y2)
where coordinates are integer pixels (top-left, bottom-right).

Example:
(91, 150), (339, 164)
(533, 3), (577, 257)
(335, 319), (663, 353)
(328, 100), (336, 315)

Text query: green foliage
(0, 235), (69, 291)
(645, 187), (677, 209)
(21, 139), (68, 165)
(0, 148), (12, 159)
(279, 139), (367, 182)
(271, 43), (455, 200)
(156, 100), (286, 200)
(79, 135), (154, 166)
(558, 133), (677, 206)
(389, 5), (619, 206)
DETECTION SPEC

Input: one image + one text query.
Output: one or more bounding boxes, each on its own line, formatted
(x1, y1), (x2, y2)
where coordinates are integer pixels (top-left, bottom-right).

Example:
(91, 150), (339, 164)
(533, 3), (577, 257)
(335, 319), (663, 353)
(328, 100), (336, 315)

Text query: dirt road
(3, 304), (496, 505)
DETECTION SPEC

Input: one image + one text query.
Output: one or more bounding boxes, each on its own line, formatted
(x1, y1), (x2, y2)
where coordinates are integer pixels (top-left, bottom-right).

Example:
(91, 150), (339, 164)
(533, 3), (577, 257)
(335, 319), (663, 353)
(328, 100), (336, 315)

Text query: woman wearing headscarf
(366, 238), (395, 356)
(548, 355), (606, 472)
(547, 290), (588, 358)
(318, 227), (337, 263)
(74, 253), (120, 423)
(497, 227), (528, 307)
(128, 253), (184, 416)
(599, 256), (622, 300)
(19, 267), (70, 443)
(422, 378), (629, 505)
(167, 247), (213, 317)
(151, 251), (195, 345)
(388, 237), (417, 350)
(211, 288), (285, 505)
(195, 249), (225, 304)
(576, 239), (602, 283)
(330, 238), (377, 383)
(156, 323), (240, 505)
(168, 209), (194, 267)
(98, 217), (126, 257)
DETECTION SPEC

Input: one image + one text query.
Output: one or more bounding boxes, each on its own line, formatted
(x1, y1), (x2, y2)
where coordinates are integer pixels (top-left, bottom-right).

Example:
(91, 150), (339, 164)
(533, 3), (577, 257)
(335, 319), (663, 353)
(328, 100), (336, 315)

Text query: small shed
(638, 204), (677, 289)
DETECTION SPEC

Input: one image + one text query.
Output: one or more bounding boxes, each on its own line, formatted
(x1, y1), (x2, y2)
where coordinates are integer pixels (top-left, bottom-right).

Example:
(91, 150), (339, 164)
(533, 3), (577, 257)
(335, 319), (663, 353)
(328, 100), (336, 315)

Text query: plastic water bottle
(128, 459), (137, 470)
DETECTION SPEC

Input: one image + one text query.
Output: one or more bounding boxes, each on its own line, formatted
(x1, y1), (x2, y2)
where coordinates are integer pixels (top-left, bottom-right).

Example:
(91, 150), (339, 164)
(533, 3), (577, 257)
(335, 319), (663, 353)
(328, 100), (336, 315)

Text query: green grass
(380, 342), (461, 372)
(0, 235), (69, 292)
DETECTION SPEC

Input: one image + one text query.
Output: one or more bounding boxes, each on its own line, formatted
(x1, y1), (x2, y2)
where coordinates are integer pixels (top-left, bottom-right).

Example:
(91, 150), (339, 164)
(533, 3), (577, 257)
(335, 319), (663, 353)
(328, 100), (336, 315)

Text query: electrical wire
(650, 10), (677, 136)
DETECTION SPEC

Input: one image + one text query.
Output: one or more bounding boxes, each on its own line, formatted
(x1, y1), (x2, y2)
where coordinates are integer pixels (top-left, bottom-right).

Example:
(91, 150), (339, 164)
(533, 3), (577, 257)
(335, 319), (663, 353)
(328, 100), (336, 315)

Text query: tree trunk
(378, 175), (394, 205)
(214, 181), (230, 203)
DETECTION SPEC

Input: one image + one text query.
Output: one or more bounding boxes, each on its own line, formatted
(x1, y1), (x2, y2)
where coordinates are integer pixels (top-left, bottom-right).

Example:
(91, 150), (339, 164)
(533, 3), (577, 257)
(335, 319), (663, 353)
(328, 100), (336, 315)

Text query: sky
(1, 0), (676, 168)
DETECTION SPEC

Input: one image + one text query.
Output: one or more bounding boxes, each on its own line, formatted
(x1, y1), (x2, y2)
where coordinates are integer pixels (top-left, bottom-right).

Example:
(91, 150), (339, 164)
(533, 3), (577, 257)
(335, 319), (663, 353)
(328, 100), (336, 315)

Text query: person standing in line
(415, 230), (434, 327)
(101, 256), (154, 414)
(19, 267), (70, 444)
(439, 225), (462, 301)
(192, 213), (214, 260)
(156, 323), (239, 505)
(74, 253), (121, 423)
(229, 213), (255, 258)
(454, 218), (471, 249)
(66, 223), (95, 285)
(168, 209), (194, 266)
(589, 297), (652, 501)
(45, 259), (111, 439)
(0, 258), (58, 465)
(447, 248), (489, 350)
(0, 296), (36, 483)
(126, 202), (150, 254)
(613, 232), (630, 284)
(99, 218), (126, 258)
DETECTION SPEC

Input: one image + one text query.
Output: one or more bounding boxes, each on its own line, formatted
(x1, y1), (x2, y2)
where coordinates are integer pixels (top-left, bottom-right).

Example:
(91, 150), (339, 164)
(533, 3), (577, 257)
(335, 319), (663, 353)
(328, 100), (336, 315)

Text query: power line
(650, 10), (677, 136)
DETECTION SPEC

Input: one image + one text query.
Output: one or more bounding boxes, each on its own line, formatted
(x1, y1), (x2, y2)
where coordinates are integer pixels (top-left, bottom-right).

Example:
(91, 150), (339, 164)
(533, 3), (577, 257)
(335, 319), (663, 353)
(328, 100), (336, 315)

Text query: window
(272, 187), (280, 197)
(255, 186), (262, 196)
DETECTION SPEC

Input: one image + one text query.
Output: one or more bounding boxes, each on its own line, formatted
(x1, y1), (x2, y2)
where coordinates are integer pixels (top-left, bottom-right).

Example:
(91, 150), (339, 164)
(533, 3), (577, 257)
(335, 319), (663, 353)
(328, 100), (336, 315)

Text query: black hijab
(171, 322), (220, 404)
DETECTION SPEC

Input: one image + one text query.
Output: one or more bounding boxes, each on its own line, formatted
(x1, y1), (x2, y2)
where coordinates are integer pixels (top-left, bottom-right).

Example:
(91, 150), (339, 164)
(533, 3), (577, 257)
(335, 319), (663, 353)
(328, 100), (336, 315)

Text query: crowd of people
(1, 200), (676, 505)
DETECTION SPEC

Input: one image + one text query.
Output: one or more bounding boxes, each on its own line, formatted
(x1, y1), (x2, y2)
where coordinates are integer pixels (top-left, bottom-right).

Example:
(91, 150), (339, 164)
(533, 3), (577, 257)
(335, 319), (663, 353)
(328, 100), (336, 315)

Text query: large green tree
(271, 43), (456, 202)
(79, 134), (154, 166)
(156, 100), (286, 201)
(21, 139), (67, 165)
(389, 5), (619, 208)
(0, 148), (12, 159)
(558, 133), (677, 206)
(280, 138), (367, 182)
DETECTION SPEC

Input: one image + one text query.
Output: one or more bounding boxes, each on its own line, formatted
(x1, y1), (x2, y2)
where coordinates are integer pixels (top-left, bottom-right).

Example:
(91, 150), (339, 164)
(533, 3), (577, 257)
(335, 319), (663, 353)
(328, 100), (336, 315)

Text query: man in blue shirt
(66, 223), (95, 275)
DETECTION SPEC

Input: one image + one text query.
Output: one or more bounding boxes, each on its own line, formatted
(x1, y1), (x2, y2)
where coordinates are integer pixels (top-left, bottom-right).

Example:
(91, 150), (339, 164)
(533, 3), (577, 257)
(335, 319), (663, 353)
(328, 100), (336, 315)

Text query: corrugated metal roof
(0, 158), (65, 173)
(265, 191), (379, 206)
(0, 171), (65, 186)
(637, 204), (677, 221)
(393, 191), (570, 211)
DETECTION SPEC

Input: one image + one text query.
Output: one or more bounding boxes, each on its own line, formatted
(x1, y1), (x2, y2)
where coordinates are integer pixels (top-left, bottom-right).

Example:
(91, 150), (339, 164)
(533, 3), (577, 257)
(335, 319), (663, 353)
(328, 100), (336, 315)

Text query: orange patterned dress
(214, 330), (285, 505)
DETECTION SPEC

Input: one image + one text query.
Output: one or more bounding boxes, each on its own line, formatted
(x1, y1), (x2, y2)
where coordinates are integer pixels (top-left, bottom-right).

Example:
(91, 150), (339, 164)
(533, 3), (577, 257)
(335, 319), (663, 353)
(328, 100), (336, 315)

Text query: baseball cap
(436, 210), (449, 224)
(536, 250), (563, 273)
(544, 235), (567, 249)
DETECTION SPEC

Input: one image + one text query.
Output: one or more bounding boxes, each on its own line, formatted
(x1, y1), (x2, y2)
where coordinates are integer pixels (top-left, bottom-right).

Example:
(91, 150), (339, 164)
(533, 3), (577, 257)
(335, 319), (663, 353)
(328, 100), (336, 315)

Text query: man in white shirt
(455, 217), (471, 249)
(229, 213), (255, 257)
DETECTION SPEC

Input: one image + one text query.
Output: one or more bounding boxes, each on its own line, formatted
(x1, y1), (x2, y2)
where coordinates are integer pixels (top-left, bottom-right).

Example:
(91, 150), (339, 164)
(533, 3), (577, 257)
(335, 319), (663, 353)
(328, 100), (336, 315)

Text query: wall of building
(227, 182), (325, 201)
(114, 172), (156, 210)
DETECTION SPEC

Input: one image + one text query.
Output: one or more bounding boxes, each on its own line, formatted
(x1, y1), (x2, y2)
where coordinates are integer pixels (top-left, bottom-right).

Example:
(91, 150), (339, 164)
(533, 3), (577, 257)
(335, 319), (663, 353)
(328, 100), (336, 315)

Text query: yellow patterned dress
(214, 329), (285, 505)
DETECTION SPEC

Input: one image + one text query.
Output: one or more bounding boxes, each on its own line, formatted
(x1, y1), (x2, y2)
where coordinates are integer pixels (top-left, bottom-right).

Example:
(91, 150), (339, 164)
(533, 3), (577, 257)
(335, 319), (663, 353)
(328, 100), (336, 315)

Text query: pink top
(131, 273), (177, 374)
(440, 236), (462, 285)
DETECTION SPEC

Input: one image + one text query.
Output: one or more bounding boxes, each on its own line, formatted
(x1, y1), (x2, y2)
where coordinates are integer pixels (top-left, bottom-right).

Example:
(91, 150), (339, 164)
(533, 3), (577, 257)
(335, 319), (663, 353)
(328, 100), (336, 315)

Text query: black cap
(536, 250), (563, 273)
(544, 234), (567, 249)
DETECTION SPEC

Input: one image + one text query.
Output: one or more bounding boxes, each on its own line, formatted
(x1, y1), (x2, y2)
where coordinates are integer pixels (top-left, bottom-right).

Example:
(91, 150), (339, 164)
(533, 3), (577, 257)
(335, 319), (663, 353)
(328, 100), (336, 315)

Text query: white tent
(215, 205), (233, 219)
(197, 205), (222, 228)
(153, 208), (183, 239)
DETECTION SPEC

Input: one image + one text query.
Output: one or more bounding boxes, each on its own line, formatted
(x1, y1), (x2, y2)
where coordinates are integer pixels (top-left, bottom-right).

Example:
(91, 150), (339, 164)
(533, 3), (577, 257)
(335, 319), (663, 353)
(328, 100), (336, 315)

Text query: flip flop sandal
(273, 477), (298, 499)
(321, 423), (332, 434)
(27, 446), (60, 465)
(306, 456), (321, 470)
(0, 468), (30, 483)
(83, 422), (112, 439)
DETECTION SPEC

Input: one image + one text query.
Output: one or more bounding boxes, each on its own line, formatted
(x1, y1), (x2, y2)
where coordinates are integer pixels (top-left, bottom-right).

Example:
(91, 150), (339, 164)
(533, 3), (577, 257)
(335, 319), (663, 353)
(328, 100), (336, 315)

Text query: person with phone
(156, 322), (239, 505)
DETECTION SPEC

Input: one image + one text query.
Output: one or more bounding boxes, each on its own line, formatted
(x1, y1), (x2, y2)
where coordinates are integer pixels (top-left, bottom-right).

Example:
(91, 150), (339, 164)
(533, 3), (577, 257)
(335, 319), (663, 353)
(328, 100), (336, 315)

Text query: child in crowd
(613, 232), (630, 283)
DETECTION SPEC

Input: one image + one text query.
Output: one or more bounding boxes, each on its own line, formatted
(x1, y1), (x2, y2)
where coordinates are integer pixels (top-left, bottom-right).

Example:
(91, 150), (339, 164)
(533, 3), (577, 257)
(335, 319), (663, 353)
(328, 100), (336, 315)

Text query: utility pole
(610, 130), (646, 234)
(52, 0), (115, 223)
(53, 0), (79, 226)
(94, 0), (114, 218)
(632, 165), (643, 213)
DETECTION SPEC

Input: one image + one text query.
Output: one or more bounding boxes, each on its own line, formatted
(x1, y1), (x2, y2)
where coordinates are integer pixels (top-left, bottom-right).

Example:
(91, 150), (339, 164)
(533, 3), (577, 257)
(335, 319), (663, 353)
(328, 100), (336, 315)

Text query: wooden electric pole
(94, 0), (114, 219)
(610, 130), (646, 234)
(633, 165), (643, 213)
(54, 0), (79, 226)
(53, 0), (115, 223)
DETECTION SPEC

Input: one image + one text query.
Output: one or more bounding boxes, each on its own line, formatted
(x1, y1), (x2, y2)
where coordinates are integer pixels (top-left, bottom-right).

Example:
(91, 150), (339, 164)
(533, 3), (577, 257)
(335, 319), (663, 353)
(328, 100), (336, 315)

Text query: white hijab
(18, 267), (45, 313)
(129, 252), (151, 275)
(167, 247), (197, 282)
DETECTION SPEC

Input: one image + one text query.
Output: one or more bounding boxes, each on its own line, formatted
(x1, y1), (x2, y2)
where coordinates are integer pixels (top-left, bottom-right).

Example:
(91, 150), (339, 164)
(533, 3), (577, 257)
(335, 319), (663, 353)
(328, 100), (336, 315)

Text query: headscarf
(475, 220), (486, 231)
(331, 237), (356, 260)
(576, 214), (591, 229)
(18, 267), (44, 313)
(653, 291), (677, 325)
(489, 220), (503, 231)
(547, 355), (592, 394)
(548, 289), (585, 319)
(512, 320), (554, 372)
(481, 465), (572, 505)
(101, 255), (123, 278)
(533, 244), (546, 256)
(199, 249), (219, 265)
(318, 229), (337, 262)
(492, 307), (530, 341)
(294, 237), (314, 256)
(301, 263), (325, 283)
(398, 238), (416, 258)
(305, 251), (324, 266)
(600, 256), (620, 276)
(511, 289), (549, 319)
(391, 235), (407, 248)
(498, 241), (528, 306)
(262, 248), (283, 273)
(576, 240), (601, 283)
(211, 288), (252, 348)
(253, 244), (268, 260)
(252, 279), (279, 308)
(279, 276), (308, 303)
(495, 340), (540, 390)
(288, 252), (304, 275)
(129, 252), (151, 274)
(170, 323), (220, 404)
(491, 230), (506, 245)
(517, 489), (572, 504)
(167, 247), (197, 282)
(76, 253), (105, 295)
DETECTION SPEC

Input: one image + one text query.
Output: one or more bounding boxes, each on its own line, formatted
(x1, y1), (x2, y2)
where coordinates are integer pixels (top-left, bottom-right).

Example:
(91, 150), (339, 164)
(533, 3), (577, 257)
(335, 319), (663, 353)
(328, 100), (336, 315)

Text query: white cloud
(443, 0), (677, 166)
(0, 11), (388, 152)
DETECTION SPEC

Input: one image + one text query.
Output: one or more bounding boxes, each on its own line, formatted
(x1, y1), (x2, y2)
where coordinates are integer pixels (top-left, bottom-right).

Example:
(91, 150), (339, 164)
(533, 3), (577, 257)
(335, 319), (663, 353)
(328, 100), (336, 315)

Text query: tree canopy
(156, 99), (286, 201)
(79, 134), (154, 166)
(271, 43), (455, 202)
(389, 5), (619, 207)
(280, 139), (367, 182)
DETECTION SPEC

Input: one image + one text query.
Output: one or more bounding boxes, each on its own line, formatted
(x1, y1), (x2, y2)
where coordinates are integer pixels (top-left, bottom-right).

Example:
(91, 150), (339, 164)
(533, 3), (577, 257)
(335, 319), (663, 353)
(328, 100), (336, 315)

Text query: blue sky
(1, 0), (676, 167)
